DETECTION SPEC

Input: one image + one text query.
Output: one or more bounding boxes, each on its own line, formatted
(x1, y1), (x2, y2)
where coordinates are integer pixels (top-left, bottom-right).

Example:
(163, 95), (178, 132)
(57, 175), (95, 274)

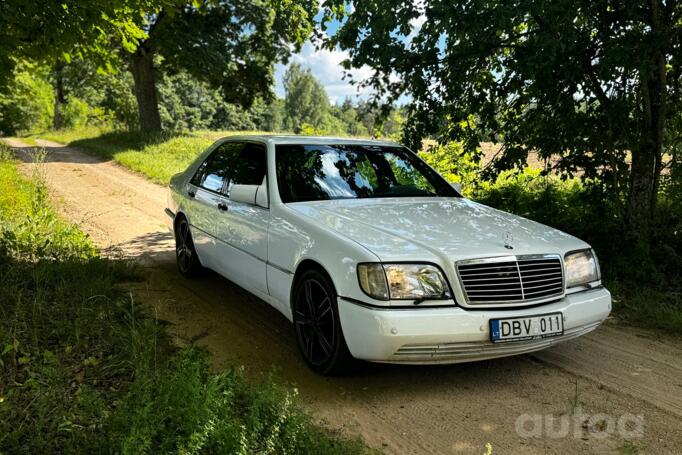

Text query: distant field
(35, 127), (268, 184)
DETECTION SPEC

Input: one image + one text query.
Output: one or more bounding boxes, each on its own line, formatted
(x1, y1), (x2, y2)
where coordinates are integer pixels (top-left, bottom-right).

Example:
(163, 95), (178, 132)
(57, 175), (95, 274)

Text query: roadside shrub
(419, 141), (480, 197)
(0, 67), (54, 135)
(110, 348), (366, 455)
(62, 97), (91, 129)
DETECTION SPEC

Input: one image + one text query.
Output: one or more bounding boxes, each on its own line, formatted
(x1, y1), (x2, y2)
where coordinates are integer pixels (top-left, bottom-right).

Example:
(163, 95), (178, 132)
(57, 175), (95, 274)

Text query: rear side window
(226, 143), (267, 193)
(191, 142), (243, 192)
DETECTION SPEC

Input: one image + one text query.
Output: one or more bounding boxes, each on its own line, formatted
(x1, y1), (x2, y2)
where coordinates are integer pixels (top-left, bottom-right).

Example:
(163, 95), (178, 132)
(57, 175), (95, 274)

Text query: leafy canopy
(152, 0), (316, 107)
(321, 0), (681, 179)
(0, 0), (161, 82)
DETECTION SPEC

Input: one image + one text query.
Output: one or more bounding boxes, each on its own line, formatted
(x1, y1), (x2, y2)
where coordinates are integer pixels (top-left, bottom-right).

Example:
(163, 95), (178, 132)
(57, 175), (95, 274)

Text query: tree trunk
(52, 62), (66, 130)
(130, 47), (162, 133)
(624, 0), (668, 246)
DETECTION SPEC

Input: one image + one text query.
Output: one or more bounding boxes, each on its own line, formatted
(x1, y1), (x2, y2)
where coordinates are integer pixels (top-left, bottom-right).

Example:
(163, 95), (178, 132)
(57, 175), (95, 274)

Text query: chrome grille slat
(457, 255), (564, 305)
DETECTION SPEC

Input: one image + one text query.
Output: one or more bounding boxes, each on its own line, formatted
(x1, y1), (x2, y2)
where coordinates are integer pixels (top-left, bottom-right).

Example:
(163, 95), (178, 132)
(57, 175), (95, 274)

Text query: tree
(126, 1), (315, 132)
(0, 1), (153, 84)
(283, 63), (330, 132)
(321, 0), (682, 246)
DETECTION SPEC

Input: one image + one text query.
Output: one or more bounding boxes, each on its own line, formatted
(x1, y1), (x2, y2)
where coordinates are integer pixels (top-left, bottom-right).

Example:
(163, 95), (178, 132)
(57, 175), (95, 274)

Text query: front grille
(456, 255), (564, 305)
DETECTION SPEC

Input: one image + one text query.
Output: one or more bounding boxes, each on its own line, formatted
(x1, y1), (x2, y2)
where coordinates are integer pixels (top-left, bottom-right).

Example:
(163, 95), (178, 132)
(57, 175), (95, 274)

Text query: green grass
(608, 282), (682, 335)
(37, 127), (270, 184)
(0, 142), (373, 454)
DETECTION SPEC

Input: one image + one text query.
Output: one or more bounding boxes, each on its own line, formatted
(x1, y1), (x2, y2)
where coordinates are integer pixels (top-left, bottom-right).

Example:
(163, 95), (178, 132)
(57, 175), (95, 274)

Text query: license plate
(490, 312), (564, 343)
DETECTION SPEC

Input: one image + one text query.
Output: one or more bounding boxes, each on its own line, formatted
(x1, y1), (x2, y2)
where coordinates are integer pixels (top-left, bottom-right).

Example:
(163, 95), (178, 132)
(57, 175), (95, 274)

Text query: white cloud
(275, 41), (373, 104)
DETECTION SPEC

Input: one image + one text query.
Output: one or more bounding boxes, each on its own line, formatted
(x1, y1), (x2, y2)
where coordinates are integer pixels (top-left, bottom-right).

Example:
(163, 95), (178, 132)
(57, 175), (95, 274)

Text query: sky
(273, 40), (374, 105)
(273, 5), (426, 105)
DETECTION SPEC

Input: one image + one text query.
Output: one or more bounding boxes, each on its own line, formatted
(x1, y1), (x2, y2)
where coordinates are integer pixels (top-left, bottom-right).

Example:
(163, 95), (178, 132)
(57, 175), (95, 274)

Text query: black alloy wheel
(175, 217), (202, 277)
(293, 269), (354, 375)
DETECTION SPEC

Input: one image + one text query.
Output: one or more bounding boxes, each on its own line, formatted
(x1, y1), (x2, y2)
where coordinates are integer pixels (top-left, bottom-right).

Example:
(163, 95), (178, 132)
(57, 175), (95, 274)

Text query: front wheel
(174, 217), (203, 277)
(292, 269), (355, 375)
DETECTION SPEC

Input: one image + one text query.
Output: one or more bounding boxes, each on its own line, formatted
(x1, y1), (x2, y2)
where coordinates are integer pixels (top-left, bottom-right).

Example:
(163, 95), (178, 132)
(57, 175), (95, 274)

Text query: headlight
(357, 263), (451, 301)
(564, 249), (600, 288)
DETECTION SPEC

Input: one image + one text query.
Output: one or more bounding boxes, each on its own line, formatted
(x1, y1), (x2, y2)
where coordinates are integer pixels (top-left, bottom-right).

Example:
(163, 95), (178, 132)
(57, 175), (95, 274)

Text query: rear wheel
(292, 269), (354, 375)
(175, 216), (202, 277)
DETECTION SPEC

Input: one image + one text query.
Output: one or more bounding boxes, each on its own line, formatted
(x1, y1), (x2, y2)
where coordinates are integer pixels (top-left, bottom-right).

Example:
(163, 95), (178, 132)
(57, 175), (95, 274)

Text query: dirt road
(5, 138), (682, 454)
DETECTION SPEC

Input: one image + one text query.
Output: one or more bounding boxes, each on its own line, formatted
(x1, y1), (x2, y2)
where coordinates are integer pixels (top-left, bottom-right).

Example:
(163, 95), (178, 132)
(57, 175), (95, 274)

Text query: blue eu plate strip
(491, 319), (500, 340)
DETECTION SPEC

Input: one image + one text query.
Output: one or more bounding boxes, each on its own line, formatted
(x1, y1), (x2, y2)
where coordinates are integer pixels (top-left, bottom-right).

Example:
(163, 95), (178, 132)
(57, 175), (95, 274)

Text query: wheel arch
(289, 259), (336, 312)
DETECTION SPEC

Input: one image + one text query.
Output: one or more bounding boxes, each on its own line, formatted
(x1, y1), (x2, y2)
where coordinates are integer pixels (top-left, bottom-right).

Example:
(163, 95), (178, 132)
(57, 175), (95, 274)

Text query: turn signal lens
(357, 263), (389, 300)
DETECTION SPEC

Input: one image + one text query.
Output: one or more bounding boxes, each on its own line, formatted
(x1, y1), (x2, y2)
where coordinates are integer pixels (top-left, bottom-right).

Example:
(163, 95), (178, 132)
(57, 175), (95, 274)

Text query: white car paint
(166, 135), (611, 365)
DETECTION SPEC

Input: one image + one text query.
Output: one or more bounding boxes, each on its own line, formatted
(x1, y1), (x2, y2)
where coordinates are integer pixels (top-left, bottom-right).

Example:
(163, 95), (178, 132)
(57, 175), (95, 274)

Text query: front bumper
(337, 287), (611, 364)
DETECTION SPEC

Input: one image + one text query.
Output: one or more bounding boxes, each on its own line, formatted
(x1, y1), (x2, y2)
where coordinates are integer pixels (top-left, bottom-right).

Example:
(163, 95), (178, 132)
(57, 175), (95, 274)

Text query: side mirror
(451, 182), (462, 194)
(229, 178), (268, 209)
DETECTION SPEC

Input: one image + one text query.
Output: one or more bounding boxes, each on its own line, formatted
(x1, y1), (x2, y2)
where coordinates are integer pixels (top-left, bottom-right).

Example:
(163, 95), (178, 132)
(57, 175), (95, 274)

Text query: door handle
(187, 189), (196, 198)
(217, 202), (228, 212)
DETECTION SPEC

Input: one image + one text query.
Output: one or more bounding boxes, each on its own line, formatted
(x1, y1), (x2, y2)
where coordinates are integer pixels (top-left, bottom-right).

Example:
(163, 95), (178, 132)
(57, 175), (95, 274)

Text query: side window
(190, 142), (243, 192)
(226, 143), (267, 194)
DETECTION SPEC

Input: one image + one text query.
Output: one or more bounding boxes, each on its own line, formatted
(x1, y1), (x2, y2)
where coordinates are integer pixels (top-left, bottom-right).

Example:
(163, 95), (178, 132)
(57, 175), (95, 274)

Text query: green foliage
(0, 0), (152, 83)
(153, 0), (316, 109)
(322, 0), (680, 167)
(284, 63), (331, 132)
(0, 66), (54, 135)
(418, 142), (480, 196)
(110, 349), (368, 454)
(61, 97), (91, 129)
(126, 0), (317, 131)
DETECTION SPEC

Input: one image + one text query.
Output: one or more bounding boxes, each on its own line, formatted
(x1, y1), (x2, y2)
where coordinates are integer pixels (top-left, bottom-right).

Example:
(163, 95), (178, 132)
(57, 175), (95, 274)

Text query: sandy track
(5, 137), (682, 454)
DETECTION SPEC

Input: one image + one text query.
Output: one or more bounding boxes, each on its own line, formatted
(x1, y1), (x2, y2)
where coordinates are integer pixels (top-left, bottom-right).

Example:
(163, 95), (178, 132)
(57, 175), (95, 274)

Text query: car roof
(217, 134), (402, 147)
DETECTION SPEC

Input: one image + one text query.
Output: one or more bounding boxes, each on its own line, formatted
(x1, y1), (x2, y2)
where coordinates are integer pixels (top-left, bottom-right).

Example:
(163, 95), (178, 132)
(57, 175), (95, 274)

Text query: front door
(212, 142), (270, 296)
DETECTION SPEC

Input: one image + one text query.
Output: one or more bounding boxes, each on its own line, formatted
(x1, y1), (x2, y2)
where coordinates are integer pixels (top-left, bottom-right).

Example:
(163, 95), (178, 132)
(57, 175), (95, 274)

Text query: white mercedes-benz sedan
(165, 135), (611, 375)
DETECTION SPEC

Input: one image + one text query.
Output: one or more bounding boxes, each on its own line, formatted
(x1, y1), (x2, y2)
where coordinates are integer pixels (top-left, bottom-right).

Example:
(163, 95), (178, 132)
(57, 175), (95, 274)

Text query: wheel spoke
(182, 222), (191, 244)
(317, 296), (332, 319)
(304, 331), (315, 360)
(304, 281), (316, 317)
(294, 310), (313, 326)
(317, 330), (332, 357)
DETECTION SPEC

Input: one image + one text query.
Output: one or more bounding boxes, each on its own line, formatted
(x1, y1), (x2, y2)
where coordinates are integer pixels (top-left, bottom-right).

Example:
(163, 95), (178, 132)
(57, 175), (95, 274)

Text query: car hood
(288, 197), (589, 262)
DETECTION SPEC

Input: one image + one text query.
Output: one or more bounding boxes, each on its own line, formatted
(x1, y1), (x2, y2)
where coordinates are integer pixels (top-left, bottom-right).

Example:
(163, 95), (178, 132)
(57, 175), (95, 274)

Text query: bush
(61, 97), (91, 129)
(418, 141), (480, 197)
(110, 349), (367, 455)
(0, 67), (54, 135)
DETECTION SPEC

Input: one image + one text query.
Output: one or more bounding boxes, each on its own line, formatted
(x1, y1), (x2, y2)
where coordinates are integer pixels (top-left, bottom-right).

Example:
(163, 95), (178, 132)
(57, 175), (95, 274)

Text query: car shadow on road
(122, 227), (554, 398)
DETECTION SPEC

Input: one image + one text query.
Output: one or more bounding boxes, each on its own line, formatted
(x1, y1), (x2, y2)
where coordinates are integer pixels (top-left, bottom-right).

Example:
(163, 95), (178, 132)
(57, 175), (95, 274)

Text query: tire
(292, 269), (355, 375)
(174, 216), (203, 278)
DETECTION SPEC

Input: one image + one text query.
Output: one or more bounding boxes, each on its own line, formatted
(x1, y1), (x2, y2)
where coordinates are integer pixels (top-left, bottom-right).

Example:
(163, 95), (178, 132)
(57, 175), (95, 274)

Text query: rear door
(185, 142), (242, 269)
(212, 142), (270, 295)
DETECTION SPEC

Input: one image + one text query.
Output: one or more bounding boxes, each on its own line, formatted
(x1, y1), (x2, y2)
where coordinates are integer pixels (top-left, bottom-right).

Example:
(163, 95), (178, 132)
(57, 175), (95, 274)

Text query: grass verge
(35, 127), (266, 184)
(0, 142), (372, 454)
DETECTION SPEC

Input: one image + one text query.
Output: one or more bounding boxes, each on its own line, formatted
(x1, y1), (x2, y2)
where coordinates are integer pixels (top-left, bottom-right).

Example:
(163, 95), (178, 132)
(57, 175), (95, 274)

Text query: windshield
(275, 144), (459, 203)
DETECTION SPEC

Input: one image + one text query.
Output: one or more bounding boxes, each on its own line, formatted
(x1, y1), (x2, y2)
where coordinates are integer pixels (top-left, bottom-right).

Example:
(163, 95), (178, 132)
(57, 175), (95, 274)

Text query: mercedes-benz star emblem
(504, 231), (514, 250)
